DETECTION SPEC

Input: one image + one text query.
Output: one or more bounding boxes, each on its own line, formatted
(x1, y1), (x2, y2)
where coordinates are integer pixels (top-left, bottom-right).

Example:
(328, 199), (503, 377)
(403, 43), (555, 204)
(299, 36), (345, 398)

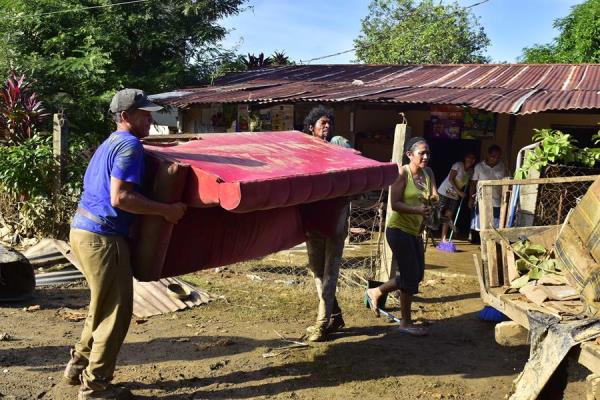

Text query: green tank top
(388, 165), (431, 237)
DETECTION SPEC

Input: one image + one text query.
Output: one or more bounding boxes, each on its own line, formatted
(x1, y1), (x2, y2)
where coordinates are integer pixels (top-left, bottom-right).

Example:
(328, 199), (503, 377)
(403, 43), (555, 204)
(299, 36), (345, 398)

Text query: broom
(436, 197), (464, 253)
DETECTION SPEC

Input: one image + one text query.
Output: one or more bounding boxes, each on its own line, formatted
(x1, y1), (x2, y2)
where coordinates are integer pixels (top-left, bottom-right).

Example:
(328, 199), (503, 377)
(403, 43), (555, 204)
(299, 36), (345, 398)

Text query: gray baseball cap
(109, 88), (163, 113)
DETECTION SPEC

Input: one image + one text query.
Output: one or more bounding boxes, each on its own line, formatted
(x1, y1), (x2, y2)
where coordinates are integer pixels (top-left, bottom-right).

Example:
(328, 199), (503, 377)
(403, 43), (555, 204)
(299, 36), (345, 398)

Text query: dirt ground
(0, 257), (590, 400)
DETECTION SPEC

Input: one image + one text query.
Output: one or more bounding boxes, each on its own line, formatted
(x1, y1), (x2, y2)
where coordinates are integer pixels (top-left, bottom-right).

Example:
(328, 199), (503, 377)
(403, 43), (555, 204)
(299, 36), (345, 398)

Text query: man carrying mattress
(63, 89), (187, 400)
(302, 105), (351, 342)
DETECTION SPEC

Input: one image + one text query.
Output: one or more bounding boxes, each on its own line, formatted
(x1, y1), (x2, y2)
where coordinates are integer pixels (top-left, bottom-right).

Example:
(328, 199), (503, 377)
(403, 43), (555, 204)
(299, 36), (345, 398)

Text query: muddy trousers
(69, 229), (133, 391)
(306, 230), (346, 327)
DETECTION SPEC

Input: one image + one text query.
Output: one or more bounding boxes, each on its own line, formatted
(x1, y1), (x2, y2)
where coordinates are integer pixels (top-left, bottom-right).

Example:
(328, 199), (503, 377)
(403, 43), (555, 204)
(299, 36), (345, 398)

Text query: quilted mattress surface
(144, 131), (398, 212)
(132, 131), (398, 281)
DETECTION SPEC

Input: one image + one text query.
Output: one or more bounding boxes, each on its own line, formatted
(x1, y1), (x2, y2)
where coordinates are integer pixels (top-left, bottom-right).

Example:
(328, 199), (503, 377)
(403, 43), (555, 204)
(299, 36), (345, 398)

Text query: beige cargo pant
(69, 229), (133, 391)
(306, 204), (349, 327)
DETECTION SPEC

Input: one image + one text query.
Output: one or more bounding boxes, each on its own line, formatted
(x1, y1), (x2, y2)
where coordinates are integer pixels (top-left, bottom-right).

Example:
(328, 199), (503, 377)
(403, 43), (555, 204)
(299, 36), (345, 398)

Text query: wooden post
(53, 113), (68, 191)
(376, 118), (408, 282)
(499, 185), (510, 229)
(506, 114), (517, 169)
(506, 247), (519, 283)
(478, 182), (500, 287)
(499, 185), (511, 285)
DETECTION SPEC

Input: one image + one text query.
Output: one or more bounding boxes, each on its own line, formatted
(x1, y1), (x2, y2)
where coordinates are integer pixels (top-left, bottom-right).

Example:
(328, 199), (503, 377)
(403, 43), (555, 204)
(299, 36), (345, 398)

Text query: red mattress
(132, 131), (398, 281)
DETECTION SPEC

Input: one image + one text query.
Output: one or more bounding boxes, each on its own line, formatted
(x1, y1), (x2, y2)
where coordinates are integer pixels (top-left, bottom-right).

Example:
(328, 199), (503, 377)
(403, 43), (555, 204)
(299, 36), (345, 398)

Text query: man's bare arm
(110, 177), (186, 224)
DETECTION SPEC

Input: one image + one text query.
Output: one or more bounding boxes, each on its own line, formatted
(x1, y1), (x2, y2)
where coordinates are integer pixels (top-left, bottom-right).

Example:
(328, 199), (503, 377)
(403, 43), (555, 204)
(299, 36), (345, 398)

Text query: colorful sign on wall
(426, 105), (463, 139)
(462, 108), (496, 139)
(425, 105), (496, 140)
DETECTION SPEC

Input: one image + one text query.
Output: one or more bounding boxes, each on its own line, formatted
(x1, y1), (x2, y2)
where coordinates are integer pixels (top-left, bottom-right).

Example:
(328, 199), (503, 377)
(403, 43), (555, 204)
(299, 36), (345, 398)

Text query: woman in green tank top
(366, 137), (438, 336)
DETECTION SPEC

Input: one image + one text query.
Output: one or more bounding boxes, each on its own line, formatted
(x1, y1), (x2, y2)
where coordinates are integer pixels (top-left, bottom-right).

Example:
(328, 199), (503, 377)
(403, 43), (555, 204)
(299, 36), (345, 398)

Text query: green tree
(270, 51), (293, 66)
(208, 50), (294, 82)
(354, 0), (490, 64)
(0, 0), (245, 137)
(521, 0), (600, 63)
(242, 52), (273, 70)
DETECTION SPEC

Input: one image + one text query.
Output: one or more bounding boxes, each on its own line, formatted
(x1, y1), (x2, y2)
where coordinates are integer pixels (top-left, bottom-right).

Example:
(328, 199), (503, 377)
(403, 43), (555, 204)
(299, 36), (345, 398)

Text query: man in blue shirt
(64, 89), (186, 400)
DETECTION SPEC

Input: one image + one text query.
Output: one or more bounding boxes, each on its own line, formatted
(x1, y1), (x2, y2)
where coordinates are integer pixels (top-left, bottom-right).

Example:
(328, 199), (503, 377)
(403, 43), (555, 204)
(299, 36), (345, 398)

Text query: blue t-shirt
(72, 131), (144, 236)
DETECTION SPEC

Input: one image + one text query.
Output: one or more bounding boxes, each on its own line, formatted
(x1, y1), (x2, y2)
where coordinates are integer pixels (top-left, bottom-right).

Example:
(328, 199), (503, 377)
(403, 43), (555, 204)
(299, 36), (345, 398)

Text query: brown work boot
(306, 313), (346, 336)
(78, 384), (132, 400)
(328, 313), (345, 332)
(63, 348), (88, 385)
(306, 324), (327, 342)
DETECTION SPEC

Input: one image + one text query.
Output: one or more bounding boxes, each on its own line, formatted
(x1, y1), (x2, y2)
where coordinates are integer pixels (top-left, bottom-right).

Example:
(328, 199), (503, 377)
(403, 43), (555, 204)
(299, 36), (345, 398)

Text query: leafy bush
(0, 73), (92, 241)
(516, 128), (600, 178)
(0, 134), (55, 197)
(0, 134), (89, 241)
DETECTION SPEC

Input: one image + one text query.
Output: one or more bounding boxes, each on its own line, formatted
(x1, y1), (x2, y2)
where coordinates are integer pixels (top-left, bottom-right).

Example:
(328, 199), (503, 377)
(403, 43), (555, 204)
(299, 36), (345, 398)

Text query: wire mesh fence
(533, 165), (599, 226)
(227, 193), (386, 285)
(339, 198), (384, 281)
(233, 166), (600, 284)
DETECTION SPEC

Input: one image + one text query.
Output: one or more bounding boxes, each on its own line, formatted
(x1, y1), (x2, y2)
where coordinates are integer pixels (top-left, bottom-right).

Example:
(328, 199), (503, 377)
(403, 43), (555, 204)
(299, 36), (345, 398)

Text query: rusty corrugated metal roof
(153, 64), (600, 114)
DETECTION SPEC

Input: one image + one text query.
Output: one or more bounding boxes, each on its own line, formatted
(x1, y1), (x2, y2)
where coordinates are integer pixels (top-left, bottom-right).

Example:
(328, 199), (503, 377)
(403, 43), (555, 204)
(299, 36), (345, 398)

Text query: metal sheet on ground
(29, 240), (211, 317)
(132, 277), (211, 318)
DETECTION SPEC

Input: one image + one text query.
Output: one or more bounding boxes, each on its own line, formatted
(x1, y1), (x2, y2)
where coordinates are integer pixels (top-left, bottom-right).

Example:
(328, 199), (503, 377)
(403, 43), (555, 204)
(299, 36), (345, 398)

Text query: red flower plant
(0, 73), (47, 143)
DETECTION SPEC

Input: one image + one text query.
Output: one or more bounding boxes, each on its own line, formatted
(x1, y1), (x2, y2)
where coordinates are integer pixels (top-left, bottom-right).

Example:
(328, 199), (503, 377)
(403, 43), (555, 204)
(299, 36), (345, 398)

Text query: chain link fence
(339, 199), (384, 282)
(227, 167), (600, 288)
(230, 193), (385, 284)
(533, 165), (599, 226)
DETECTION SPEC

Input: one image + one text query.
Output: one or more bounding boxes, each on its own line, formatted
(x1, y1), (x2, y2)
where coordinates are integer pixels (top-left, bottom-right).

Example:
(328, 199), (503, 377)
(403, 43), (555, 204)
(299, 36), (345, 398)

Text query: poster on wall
(271, 105), (294, 131)
(240, 105), (294, 132)
(462, 108), (496, 139)
(426, 105), (463, 139)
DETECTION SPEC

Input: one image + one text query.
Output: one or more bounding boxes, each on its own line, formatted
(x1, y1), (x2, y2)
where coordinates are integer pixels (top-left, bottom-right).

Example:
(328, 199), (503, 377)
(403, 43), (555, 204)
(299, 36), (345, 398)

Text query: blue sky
(220, 0), (584, 64)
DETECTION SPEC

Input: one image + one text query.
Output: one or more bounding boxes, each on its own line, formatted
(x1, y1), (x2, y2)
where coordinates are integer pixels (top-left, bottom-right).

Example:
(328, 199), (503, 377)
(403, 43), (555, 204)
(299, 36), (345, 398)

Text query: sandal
(364, 289), (380, 317)
(398, 325), (428, 337)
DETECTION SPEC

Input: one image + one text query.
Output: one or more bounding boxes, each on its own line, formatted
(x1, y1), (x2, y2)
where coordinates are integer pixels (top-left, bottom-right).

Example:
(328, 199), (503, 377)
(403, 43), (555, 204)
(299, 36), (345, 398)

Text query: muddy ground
(0, 262), (589, 400)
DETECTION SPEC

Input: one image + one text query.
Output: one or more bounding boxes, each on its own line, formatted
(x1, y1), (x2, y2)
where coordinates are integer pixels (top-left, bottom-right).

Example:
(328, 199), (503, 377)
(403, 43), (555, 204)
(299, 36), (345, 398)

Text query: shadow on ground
(121, 312), (529, 399)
